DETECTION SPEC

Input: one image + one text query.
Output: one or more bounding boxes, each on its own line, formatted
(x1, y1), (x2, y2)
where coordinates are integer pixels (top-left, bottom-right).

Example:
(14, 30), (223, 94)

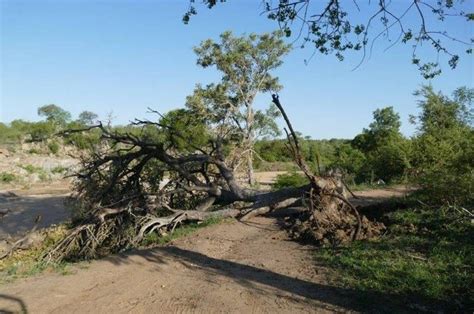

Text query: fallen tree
(44, 96), (384, 263)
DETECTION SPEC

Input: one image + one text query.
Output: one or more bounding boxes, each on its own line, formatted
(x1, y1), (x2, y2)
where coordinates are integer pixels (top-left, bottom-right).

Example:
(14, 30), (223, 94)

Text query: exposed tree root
(270, 94), (384, 245)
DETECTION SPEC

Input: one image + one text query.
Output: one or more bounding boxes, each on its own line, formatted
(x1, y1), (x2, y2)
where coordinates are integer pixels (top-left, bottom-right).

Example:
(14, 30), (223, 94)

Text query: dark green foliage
(62, 121), (102, 150)
(254, 138), (347, 173)
(48, 141), (60, 154)
(77, 111), (98, 126)
(185, 1), (472, 79)
(37, 104), (71, 127)
(28, 121), (56, 142)
(329, 144), (366, 184)
(159, 109), (210, 152)
(0, 120), (35, 144)
(273, 172), (308, 190)
(254, 140), (293, 163)
(316, 203), (474, 312)
(410, 86), (473, 206)
(0, 172), (16, 183)
(0, 118), (55, 144)
(352, 106), (410, 183)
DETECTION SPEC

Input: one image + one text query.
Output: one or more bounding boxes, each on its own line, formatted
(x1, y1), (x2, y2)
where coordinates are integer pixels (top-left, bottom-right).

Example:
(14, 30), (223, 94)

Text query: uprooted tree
(44, 94), (384, 263)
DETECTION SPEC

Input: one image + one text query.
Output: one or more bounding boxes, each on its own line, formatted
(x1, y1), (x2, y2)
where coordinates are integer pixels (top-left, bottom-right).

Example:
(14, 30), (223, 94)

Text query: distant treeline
(255, 86), (473, 206)
(1, 85), (472, 205)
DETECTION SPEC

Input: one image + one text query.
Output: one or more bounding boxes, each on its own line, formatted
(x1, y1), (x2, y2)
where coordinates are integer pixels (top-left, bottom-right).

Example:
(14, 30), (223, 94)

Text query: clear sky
(1, 0), (472, 139)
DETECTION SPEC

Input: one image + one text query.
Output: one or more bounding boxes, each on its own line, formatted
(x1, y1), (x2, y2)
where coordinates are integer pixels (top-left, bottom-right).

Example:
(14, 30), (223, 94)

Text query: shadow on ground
(0, 294), (28, 313)
(0, 194), (71, 238)
(105, 245), (430, 312)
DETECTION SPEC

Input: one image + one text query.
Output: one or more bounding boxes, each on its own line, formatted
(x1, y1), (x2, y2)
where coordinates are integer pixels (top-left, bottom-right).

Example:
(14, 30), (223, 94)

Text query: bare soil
(1, 217), (358, 313)
(0, 183), (71, 240)
(0, 180), (410, 313)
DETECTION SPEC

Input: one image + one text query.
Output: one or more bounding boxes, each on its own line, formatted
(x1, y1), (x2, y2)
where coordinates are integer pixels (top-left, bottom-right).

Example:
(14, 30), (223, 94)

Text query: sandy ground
(0, 182), (71, 240)
(0, 176), (411, 313)
(1, 216), (360, 313)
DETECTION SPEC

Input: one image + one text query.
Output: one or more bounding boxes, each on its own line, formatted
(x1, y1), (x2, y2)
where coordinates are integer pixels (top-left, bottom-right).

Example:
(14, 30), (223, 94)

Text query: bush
(48, 141), (60, 154)
(273, 172), (308, 190)
(51, 166), (67, 174)
(28, 148), (40, 154)
(0, 172), (16, 183)
(410, 86), (473, 206)
(63, 127), (101, 150)
(28, 121), (56, 142)
(413, 128), (473, 205)
(20, 164), (42, 174)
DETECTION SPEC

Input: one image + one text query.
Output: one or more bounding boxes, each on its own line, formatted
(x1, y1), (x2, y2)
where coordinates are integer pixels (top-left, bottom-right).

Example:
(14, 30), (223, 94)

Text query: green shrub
(273, 172), (308, 190)
(410, 86), (473, 206)
(28, 121), (56, 142)
(0, 172), (16, 183)
(48, 141), (60, 154)
(20, 164), (42, 174)
(38, 171), (50, 182)
(51, 166), (67, 174)
(63, 130), (101, 150)
(28, 148), (40, 154)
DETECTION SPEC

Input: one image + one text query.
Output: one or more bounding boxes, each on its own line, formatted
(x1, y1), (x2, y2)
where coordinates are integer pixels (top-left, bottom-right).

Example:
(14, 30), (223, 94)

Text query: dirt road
(1, 216), (363, 313)
(0, 186), (410, 313)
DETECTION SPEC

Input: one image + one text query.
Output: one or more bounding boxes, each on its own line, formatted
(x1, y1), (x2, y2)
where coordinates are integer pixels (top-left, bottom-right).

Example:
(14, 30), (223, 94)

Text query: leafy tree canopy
(78, 111), (99, 126)
(37, 104), (71, 126)
(184, 0), (473, 79)
(187, 31), (290, 184)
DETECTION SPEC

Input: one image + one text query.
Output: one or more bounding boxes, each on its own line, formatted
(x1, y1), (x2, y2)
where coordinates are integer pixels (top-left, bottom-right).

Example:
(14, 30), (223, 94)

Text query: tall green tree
(353, 106), (401, 152)
(37, 104), (71, 127)
(411, 86), (473, 205)
(353, 106), (410, 183)
(78, 111), (99, 126)
(186, 31), (291, 185)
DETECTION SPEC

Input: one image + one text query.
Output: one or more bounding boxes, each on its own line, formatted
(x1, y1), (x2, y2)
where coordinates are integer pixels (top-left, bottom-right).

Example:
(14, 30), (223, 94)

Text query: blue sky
(1, 0), (472, 139)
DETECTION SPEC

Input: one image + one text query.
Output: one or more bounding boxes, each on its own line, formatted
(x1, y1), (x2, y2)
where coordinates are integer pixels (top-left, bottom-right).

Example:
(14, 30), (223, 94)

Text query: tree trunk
(247, 149), (255, 186)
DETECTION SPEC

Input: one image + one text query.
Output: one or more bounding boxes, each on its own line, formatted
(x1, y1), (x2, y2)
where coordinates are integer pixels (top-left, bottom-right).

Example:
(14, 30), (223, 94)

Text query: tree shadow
(0, 294), (28, 314)
(0, 195), (71, 239)
(105, 245), (425, 312)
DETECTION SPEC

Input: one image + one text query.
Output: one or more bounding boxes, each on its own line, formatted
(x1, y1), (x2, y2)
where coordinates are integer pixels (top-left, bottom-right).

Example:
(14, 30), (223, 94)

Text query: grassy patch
(0, 226), (72, 283)
(316, 204), (474, 312)
(51, 166), (67, 174)
(0, 172), (16, 183)
(141, 216), (225, 247)
(19, 164), (43, 174)
(48, 141), (60, 154)
(272, 172), (308, 190)
(348, 182), (405, 191)
(27, 148), (40, 154)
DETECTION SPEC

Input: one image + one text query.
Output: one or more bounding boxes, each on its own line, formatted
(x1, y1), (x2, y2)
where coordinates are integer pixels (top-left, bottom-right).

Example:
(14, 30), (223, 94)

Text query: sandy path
(0, 217), (359, 313)
(0, 185), (411, 313)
